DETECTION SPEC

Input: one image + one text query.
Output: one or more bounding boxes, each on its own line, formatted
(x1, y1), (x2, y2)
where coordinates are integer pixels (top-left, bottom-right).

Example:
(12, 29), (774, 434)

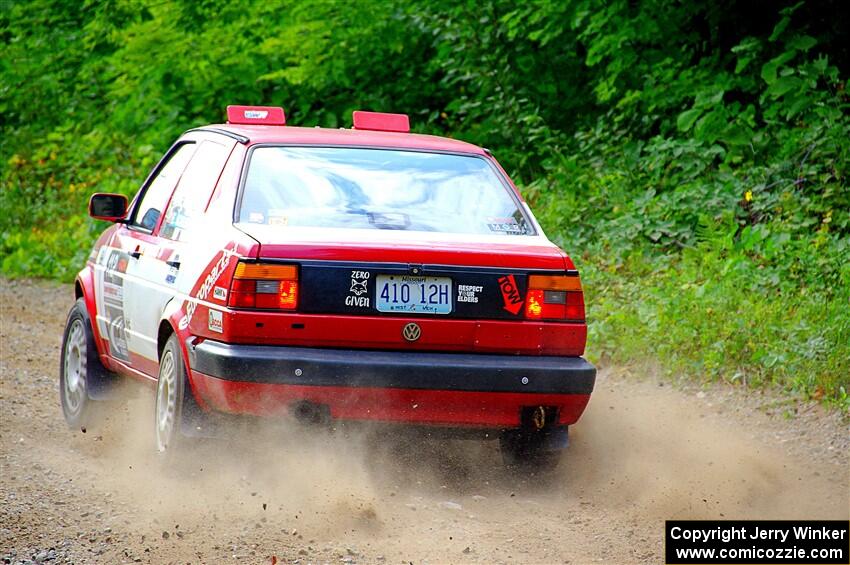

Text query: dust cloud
(65, 371), (847, 562)
(2, 277), (847, 562)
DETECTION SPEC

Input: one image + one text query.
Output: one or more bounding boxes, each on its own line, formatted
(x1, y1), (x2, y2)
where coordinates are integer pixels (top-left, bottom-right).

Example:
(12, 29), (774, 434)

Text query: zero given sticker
(346, 270), (371, 308)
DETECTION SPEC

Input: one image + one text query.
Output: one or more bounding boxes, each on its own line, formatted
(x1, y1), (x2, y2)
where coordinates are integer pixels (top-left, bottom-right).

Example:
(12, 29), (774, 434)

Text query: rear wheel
(155, 335), (186, 454)
(60, 298), (115, 430)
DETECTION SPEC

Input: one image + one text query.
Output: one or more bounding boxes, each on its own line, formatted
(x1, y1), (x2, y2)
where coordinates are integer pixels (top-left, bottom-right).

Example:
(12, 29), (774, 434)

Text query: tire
(59, 298), (115, 430)
(154, 334), (189, 454)
(499, 428), (565, 474)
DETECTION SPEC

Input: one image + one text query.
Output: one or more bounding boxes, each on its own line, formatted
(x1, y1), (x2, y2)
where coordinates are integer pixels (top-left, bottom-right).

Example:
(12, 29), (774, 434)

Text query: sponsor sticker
(268, 209), (288, 226)
(487, 217), (524, 235)
(185, 243), (237, 325)
(166, 262), (178, 284)
(213, 286), (227, 301)
(102, 248), (130, 361)
(208, 309), (223, 333)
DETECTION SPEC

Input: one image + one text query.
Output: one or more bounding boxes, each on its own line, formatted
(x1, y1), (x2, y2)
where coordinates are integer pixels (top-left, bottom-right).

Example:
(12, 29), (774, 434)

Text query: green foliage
(1, 0), (847, 409)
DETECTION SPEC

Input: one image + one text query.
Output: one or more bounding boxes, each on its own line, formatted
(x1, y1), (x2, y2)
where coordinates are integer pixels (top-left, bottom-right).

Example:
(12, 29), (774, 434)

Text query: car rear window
(238, 147), (535, 235)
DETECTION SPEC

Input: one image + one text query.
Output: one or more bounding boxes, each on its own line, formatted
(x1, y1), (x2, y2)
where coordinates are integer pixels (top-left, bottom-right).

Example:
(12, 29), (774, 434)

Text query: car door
(94, 142), (195, 373)
(98, 141), (198, 373)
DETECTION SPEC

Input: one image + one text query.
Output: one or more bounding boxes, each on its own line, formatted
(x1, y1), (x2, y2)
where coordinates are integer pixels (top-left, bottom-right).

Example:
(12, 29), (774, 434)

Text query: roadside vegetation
(1, 1), (847, 409)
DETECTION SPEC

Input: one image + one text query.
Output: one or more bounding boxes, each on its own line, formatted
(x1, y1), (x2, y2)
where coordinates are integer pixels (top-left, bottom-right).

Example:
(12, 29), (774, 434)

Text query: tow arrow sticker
(498, 274), (524, 315)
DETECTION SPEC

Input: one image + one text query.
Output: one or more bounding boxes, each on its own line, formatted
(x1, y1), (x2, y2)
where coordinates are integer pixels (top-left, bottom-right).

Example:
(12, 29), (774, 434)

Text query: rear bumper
(188, 340), (596, 428)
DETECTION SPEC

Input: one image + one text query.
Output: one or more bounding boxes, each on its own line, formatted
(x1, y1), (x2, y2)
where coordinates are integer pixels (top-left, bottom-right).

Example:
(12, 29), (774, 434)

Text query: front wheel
(60, 298), (114, 430)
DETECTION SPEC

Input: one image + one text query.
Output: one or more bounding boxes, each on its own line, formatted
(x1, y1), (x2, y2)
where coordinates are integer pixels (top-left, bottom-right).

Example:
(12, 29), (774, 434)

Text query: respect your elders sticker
(457, 284), (482, 304)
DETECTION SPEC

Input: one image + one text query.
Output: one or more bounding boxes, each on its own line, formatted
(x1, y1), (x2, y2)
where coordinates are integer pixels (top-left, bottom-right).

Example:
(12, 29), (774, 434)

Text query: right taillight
(525, 274), (585, 321)
(228, 262), (299, 310)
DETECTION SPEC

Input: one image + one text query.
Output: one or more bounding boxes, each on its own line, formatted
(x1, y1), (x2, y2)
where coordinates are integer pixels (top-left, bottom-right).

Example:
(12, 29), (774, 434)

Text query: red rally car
(60, 105), (596, 467)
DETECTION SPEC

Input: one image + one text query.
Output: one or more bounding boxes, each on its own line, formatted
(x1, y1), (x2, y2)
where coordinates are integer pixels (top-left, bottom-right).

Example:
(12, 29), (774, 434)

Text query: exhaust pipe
(532, 405), (547, 430)
(521, 405), (556, 431)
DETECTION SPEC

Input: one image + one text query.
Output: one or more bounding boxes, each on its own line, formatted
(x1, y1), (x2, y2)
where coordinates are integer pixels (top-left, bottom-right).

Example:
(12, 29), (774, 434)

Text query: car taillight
(228, 262), (299, 310)
(525, 274), (585, 321)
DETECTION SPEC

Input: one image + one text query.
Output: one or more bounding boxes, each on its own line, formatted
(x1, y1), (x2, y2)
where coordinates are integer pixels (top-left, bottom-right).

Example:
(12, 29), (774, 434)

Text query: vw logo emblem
(402, 322), (421, 342)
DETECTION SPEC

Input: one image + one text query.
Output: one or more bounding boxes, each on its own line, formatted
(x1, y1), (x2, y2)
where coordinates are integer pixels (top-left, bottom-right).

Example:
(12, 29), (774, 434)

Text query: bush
(2, 0), (847, 409)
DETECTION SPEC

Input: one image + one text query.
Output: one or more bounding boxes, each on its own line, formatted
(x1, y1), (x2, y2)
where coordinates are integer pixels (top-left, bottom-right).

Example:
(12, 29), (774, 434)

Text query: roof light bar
(226, 105), (286, 126)
(352, 111), (410, 133)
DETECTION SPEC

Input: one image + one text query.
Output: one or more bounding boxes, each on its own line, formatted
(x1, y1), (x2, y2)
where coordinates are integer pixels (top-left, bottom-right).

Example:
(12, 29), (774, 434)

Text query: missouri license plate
(376, 275), (452, 315)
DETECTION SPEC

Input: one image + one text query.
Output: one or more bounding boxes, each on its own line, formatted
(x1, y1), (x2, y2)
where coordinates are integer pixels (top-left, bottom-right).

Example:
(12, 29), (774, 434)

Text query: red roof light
(352, 111), (410, 133)
(226, 105), (286, 126)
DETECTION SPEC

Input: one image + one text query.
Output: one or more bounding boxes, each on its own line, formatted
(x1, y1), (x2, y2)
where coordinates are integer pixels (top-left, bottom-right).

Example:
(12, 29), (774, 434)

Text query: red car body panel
(215, 312), (587, 356)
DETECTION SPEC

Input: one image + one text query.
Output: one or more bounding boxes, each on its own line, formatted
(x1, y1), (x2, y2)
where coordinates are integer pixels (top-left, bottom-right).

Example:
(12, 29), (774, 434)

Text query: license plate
(376, 275), (452, 314)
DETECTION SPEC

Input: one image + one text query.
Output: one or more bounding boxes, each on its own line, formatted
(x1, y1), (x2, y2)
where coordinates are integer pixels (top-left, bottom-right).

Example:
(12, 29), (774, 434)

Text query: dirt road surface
(1, 278), (848, 564)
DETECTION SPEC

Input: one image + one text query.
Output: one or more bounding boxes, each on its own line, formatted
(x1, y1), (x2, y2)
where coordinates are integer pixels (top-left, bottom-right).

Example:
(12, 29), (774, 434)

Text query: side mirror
(89, 193), (128, 222)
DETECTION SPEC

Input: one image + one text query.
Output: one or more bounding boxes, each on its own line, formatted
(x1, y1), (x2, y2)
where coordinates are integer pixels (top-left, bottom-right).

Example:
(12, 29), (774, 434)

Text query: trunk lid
(237, 224), (568, 269)
(230, 224), (585, 355)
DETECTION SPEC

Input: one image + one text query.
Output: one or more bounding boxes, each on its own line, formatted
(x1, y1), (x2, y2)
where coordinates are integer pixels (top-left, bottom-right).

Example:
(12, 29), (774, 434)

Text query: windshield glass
(239, 147), (534, 235)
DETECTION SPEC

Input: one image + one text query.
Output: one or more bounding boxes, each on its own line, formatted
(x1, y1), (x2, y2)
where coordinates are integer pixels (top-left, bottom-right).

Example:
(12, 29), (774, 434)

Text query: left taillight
(228, 262), (299, 310)
(525, 274), (585, 322)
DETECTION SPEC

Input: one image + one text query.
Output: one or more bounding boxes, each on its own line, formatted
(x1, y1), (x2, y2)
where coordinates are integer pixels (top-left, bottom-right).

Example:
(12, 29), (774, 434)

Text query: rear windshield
(238, 146), (534, 235)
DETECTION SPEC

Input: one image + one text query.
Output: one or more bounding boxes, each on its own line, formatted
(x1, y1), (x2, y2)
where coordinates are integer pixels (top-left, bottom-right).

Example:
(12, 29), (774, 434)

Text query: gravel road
(1, 277), (847, 564)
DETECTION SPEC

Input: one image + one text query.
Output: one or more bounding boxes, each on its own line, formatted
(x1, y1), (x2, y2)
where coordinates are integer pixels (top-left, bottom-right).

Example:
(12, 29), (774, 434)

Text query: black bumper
(190, 340), (596, 396)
